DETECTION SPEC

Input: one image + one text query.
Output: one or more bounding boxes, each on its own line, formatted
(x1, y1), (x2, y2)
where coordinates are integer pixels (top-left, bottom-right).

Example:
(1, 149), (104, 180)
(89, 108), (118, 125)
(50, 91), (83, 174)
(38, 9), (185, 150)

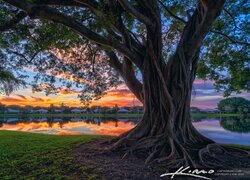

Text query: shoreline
(0, 113), (240, 118)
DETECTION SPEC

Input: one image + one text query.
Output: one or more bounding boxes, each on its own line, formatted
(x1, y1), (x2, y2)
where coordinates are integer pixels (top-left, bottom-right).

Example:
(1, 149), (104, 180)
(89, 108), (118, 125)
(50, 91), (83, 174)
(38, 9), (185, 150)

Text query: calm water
(0, 116), (249, 146)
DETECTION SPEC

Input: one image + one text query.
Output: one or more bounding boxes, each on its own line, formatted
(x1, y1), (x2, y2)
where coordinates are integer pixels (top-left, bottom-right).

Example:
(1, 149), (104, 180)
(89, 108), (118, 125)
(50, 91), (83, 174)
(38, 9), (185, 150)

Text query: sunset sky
(1, 74), (249, 109)
(0, 121), (135, 136)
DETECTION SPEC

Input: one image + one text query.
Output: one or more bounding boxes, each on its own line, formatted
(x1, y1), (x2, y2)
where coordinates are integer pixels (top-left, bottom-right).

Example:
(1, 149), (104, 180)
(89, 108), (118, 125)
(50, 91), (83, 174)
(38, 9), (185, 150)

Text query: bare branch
(223, 8), (238, 30)
(158, 0), (187, 24)
(74, 0), (98, 8)
(30, 0), (98, 9)
(118, 0), (152, 25)
(9, 50), (42, 63)
(211, 30), (250, 46)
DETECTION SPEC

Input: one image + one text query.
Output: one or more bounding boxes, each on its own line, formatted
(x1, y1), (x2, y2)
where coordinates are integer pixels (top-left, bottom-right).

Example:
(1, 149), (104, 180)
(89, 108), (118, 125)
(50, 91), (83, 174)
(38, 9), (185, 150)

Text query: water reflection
(220, 116), (250, 133)
(0, 116), (249, 145)
(0, 117), (138, 136)
(192, 117), (250, 146)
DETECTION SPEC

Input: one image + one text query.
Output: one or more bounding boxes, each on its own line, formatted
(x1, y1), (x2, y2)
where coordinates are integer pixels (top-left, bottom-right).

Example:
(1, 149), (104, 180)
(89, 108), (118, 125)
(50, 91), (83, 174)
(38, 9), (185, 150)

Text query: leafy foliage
(0, 68), (24, 95)
(218, 97), (250, 114)
(0, 0), (249, 103)
(197, 0), (250, 95)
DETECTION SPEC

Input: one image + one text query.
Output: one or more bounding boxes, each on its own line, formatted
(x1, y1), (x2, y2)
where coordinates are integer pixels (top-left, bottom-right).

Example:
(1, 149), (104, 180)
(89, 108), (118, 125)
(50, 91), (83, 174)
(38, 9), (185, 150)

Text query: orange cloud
(107, 88), (135, 98)
(58, 88), (79, 95)
(30, 96), (44, 102)
(15, 94), (27, 100)
(0, 84), (142, 108)
(0, 95), (51, 107)
(0, 79), (223, 109)
(0, 121), (135, 136)
(0, 97), (26, 103)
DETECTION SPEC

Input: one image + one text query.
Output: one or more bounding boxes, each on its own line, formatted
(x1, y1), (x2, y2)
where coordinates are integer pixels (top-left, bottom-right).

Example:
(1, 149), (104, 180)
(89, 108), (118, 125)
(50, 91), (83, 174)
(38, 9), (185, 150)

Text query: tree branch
(211, 30), (250, 46)
(118, 0), (152, 25)
(106, 50), (143, 103)
(105, 50), (123, 75)
(0, 11), (27, 32)
(9, 49), (41, 63)
(3, 0), (142, 66)
(74, 0), (98, 8)
(30, 0), (98, 9)
(223, 8), (238, 31)
(185, 0), (226, 60)
(158, 1), (250, 48)
(158, 0), (187, 24)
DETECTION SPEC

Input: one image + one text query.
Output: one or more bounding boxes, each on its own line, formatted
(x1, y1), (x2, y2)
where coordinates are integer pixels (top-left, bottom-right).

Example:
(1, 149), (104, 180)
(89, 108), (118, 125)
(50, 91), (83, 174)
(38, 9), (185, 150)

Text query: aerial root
(198, 143), (231, 168)
(198, 143), (250, 168)
(110, 134), (200, 167)
(224, 146), (250, 157)
(109, 132), (250, 168)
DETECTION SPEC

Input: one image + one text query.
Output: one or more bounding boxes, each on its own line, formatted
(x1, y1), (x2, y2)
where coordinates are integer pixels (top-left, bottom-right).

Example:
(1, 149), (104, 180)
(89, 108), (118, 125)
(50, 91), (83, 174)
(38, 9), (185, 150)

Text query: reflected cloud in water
(0, 116), (250, 145)
(193, 116), (250, 146)
(0, 117), (137, 136)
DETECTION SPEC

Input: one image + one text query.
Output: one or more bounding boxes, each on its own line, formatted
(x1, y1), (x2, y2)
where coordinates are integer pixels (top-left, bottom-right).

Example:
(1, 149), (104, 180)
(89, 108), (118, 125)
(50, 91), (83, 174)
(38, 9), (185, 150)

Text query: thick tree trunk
(110, 1), (229, 167)
(110, 0), (249, 168)
(111, 18), (213, 166)
(111, 53), (213, 166)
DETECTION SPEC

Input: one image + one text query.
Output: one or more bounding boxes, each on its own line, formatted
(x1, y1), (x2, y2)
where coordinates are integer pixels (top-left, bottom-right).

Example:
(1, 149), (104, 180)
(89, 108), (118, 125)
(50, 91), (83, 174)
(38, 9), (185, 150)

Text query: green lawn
(0, 131), (249, 179)
(191, 113), (239, 117)
(0, 113), (240, 118)
(0, 130), (101, 179)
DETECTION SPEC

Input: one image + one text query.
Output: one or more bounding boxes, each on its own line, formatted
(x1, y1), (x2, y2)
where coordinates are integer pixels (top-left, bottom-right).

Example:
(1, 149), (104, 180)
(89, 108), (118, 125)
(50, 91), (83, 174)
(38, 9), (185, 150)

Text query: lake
(0, 116), (249, 146)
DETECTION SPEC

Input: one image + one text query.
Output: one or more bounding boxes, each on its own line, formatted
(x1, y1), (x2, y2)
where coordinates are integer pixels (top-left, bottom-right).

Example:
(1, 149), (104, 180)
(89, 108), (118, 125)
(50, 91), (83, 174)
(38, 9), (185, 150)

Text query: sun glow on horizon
(0, 84), (142, 108)
(0, 80), (249, 109)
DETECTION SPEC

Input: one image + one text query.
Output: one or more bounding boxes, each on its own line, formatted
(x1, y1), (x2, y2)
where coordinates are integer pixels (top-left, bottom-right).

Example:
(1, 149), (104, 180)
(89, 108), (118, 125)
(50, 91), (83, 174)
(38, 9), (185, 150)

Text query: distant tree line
(218, 97), (250, 114)
(0, 103), (143, 114)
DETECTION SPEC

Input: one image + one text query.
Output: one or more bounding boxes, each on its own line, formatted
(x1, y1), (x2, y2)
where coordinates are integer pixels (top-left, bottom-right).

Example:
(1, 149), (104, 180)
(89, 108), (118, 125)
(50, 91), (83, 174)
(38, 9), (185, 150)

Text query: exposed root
(109, 110), (250, 169)
(110, 133), (250, 169)
(224, 146), (250, 157)
(198, 143), (250, 168)
(110, 133), (198, 167)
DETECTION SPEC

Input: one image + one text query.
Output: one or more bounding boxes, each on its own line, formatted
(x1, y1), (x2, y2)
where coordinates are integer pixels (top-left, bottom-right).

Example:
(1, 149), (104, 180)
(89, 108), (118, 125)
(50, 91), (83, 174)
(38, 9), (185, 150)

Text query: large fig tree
(0, 0), (249, 167)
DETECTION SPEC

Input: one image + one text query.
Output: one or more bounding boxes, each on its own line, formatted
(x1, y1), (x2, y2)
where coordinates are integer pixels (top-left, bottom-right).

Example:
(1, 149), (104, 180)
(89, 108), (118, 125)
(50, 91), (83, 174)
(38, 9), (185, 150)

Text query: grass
(223, 144), (250, 149)
(0, 113), (240, 118)
(191, 113), (239, 117)
(0, 130), (102, 179)
(0, 131), (249, 179)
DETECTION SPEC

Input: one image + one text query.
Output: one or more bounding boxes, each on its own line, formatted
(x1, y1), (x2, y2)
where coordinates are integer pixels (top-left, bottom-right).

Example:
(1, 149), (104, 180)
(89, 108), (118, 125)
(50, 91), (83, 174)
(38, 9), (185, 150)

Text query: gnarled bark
(109, 0), (250, 168)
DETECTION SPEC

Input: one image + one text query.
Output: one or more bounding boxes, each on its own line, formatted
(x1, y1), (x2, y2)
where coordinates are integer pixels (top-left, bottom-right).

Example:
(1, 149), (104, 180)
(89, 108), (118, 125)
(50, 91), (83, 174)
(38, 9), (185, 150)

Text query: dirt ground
(74, 139), (250, 180)
(74, 139), (170, 179)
